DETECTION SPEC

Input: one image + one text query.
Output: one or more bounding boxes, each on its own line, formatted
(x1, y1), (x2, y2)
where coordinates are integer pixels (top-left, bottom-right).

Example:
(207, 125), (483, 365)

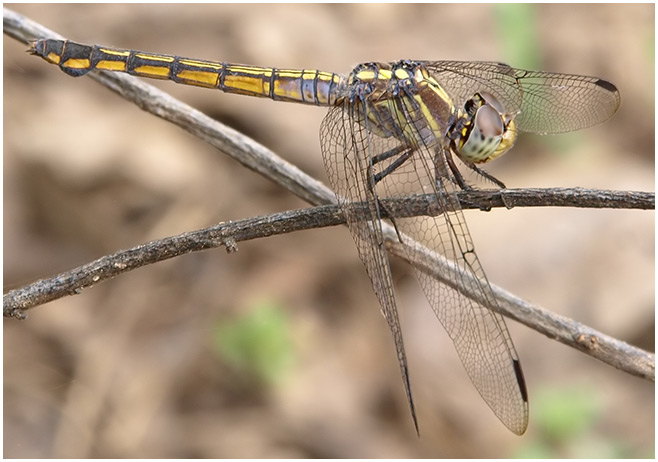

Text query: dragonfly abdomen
(29, 39), (346, 106)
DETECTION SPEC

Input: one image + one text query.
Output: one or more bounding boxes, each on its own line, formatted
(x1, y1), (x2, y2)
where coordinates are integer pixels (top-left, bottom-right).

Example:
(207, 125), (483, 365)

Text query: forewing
(319, 101), (419, 433)
(423, 61), (620, 134)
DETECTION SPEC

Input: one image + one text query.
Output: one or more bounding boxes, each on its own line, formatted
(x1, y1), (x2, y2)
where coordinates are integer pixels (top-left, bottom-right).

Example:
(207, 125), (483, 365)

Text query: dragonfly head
(455, 92), (517, 164)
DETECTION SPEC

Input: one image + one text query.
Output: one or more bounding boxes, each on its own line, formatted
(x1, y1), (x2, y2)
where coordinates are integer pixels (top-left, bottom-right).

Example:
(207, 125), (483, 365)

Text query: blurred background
(4, 4), (654, 458)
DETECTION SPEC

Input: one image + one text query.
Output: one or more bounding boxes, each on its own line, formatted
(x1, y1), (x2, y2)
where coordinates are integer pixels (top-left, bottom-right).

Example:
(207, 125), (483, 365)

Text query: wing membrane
(320, 101), (419, 434)
(423, 61), (620, 134)
(375, 137), (529, 434)
(321, 89), (529, 434)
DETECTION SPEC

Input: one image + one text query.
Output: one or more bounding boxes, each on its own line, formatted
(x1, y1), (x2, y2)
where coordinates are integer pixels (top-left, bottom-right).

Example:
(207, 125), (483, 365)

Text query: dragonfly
(29, 38), (621, 436)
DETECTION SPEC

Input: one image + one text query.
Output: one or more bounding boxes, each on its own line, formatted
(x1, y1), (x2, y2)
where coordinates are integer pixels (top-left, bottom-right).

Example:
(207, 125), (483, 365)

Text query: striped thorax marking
(348, 61), (456, 148)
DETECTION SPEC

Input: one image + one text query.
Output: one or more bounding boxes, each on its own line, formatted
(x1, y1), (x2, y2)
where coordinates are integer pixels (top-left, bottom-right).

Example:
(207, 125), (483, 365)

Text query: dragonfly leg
(370, 144), (407, 166)
(367, 146), (416, 244)
(444, 148), (507, 190)
(373, 149), (413, 185)
(467, 162), (506, 189)
(444, 148), (471, 190)
(381, 202), (405, 244)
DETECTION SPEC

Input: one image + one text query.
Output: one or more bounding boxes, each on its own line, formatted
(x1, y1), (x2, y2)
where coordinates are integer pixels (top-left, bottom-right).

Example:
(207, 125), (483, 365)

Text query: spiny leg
(367, 145), (416, 244)
(444, 147), (507, 190)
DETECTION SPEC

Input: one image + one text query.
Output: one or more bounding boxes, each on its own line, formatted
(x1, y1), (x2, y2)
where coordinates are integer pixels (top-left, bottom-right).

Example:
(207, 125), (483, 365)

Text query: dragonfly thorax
(348, 61), (456, 148)
(453, 92), (517, 164)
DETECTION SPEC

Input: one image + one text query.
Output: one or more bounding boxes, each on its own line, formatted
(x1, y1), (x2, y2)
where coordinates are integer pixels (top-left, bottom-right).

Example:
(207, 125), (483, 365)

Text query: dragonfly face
(453, 91), (518, 164)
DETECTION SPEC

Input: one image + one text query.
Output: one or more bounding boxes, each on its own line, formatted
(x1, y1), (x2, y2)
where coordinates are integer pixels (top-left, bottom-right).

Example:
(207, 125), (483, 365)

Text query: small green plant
(514, 386), (650, 458)
(212, 300), (295, 386)
(494, 4), (541, 70)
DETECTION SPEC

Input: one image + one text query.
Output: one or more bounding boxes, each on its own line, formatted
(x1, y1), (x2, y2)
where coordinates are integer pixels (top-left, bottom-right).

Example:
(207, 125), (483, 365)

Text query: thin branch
(4, 188), (653, 316)
(4, 192), (655, 381)
(384, 239), (655, 383)
(4, 8), (655, 382)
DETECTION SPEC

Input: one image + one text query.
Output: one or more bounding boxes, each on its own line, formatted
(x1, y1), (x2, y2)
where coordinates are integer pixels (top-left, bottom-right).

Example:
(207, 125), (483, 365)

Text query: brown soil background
(4, 4), (654, 458)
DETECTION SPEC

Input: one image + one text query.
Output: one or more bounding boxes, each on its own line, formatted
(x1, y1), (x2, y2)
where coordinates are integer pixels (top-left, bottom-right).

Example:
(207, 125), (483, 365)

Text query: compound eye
(479, 91), (505, 114)
(475, 104), (504, 137)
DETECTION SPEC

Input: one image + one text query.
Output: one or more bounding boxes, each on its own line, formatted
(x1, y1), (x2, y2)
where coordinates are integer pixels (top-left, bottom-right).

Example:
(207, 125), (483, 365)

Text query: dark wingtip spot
(513, 359), (529, 403)
(595, 78), (618, 94)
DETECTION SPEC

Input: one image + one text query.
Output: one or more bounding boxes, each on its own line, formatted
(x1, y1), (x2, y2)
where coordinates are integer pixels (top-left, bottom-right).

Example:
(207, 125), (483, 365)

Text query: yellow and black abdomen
(29, 39), (345, 106)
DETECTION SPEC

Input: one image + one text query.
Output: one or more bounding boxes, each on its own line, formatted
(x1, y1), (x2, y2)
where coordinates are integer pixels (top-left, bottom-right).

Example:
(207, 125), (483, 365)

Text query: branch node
(223, 238), (239, 254)
(575, 333), (600, 351)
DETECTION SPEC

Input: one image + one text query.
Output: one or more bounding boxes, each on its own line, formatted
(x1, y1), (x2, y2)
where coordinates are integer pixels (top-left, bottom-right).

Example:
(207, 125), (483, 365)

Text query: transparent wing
(320, 101), (419, 434)
(423, 60), (620, 134)
(375, 135), (529, 434)
(322, 90), (530, 434)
